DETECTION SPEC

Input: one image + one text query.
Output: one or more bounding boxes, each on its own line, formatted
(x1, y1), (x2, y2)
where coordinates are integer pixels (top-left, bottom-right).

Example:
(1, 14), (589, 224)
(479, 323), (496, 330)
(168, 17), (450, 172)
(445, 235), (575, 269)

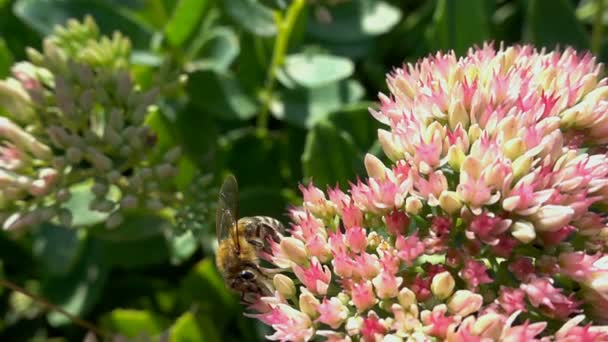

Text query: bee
(215, 175), (285, 304)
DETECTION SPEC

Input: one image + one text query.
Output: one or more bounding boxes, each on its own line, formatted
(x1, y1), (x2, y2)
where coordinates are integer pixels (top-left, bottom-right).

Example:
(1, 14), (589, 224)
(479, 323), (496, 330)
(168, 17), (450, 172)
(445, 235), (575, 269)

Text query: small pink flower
(351, 281), (377, 311)
(556, 316), (608, 342)
(537, 225), (576, 246)
(372, 270), (403, 299)
(459, 259), (492, 289)
(293, 257), (332, 295)
(430, 216), (452, 236)
(501, 320), (547, 342)
(508, 257), (535, 282)
(332, 251), (356, 278)
(395, 234), (425, 265)
(341, 204), (363, 229)
(345, 226), (367, 253)
(497, 287), (527, 315)
(353, 253), (381, 280)
(385, 211), (409, 236)
(255, 304), (314, 342)
(466, 212), (511, 245)
(317, 297), (349, 329)
(410, 275), (432, 302)
(521, 277), (579, 318)
(361, 312), (387, 342)
(421, 304), (455, 339)
(491, 235), (518, 258)
(306, 233), (331, 262)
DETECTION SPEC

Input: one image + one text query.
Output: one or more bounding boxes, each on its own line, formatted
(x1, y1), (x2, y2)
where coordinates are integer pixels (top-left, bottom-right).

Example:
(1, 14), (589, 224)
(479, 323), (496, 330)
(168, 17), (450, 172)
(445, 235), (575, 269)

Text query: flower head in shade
(0, 17), (188, 232)
(241, 44), (608, 340)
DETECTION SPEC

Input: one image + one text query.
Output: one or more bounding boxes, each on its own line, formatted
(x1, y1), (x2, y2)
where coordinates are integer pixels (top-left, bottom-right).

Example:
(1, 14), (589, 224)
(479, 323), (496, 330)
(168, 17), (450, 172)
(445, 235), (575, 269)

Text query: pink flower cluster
(249, 44), (608, 341)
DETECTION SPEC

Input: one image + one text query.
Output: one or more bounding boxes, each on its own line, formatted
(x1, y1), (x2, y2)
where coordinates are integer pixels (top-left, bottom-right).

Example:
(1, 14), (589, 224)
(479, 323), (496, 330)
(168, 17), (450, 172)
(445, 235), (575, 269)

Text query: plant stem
(0, 278), (111, 338)
(257, 0), (306, 134)
(592, 0), (605, 56)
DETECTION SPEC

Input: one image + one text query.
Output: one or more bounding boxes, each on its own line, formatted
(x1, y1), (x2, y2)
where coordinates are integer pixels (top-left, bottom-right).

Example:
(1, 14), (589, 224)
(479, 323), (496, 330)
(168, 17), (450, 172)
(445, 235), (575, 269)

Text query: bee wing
(216, 175), (239, 244)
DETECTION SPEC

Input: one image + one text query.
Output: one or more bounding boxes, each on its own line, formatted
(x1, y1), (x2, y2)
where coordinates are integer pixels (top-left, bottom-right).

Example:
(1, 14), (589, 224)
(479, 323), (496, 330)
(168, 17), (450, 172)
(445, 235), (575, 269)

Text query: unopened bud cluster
(0, 17), (183, 231)
(243, 45), (608, 341)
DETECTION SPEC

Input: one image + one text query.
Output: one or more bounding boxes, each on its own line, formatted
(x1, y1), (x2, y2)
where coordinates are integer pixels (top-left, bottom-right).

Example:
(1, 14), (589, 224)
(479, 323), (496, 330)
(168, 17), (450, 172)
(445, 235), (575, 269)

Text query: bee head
(238, 269), (256, 281)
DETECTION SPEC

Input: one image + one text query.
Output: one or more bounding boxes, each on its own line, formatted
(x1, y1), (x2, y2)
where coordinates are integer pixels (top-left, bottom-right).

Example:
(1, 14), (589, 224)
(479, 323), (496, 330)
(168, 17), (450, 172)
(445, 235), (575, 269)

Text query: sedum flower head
(0, 17), (183, 231)
(244, 44), (608, 340)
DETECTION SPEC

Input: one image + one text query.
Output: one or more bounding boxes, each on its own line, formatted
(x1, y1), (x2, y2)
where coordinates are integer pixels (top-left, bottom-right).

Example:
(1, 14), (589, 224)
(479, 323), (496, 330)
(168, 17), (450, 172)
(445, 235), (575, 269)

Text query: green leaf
(326, 102), (380, 151)
(169, 312), (204, 342)
(165, 0), (208, 47)
(179, 259), (236, 332)
(272, 79), (365, 128)
(525, 0), (590, 50)
(188, 27), (240, 72)
(101, 309), (169, 339)
(43, 237), (109, 326)
(187, 69), (258, 121)
(13, 0), (152, 48)
(302, 121), (363, 188)
(62, 182), (109, 227)
(32, 224), (84, 276)
(307, 0), (401, 43)
(99, 234), (170, 269)
(222, 0), (277, 37)
(430, 0), (490, 55)
(218, 128), (284, 188)
(281, 52), (354, 88)
(0, 37), (13, 78)
(168, 230), (198, 265)
(89, 213), (168, 242)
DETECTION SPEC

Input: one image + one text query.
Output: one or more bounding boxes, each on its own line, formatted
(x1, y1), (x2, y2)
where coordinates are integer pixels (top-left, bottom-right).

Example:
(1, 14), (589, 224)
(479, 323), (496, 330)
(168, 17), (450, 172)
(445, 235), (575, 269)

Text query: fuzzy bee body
(215, 176), (285, 304)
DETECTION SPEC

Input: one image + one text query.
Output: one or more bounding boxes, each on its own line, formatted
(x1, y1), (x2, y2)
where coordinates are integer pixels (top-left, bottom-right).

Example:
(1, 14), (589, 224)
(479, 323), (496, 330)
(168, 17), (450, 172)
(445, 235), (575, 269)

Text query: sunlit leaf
(169, 312), (204, 342)
(165, 0), (208, 47)
(281, 52), (354, 88)
(62, 182), (109, 227)
(101, 309), (169, 338)
(272, 79), (365, 128)
(188, 27), (240, 72)
(307, 0), (401, 43)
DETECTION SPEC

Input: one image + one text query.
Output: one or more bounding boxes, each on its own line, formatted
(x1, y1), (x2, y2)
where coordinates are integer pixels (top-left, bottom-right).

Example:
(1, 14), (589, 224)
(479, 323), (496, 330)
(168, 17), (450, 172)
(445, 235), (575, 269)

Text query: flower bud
(364, 153), (386, 179)
(448, 290), (483, 317)
(447, 145), (466, 171)
(503, 137), (525, 160)
(405, 197), (422, 215)
(273, 274), (296, 298)
(378, 129), (403, 161)
(431, 271), (455, 300)
(438, 191), (462, 215)
(120, 195), (138, 210)
(532, 205), (574, 232)
(397, 287), (417, 308)
(512, 154), (533, 180)
(346, 316), (364, 336)
(66, 147), (83, 163)
(472, 313), (503, 340)
(448, 99), (469, 130)
(280, 237), (309, 265)
(299, 288), (320, 318)
(163, 147), (181, 163)
(511, 220), (536, 243)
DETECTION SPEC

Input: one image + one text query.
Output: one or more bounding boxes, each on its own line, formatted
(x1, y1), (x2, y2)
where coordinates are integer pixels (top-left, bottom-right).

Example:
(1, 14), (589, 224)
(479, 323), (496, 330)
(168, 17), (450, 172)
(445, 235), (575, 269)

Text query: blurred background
(0, 0), (606, 341)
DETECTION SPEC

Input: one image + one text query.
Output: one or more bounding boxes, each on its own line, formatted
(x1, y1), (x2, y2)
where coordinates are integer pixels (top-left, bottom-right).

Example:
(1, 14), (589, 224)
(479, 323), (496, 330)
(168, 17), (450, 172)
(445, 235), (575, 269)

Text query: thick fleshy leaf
(164, 0), (208, 47)
(32, 224), (84, 276)
(43, 238), (109, 326)
(62, 182), (109, 227)
(168, 230), (198, 265)
(302, 120), (363, 188)
(101, 309), (169, 338)
(307, 0), (401, 43)
(272, 79), (365, 128)
(430, 0), (490, 55)
(0, 37), (13, 78)
(218, 128), (284, 188)
(326, 102), (380, 151)
(99, 234), (169, 269)
(13, 0), (151, 48)
(187, 70), (257, 121)
(282, 52), (354, 88)
(525, 0), (590, 50)
(222, 0), (277, 37)
(89, 214), (168, 242)
(188, 27), (240, 72)
(169, 312), (220, 342)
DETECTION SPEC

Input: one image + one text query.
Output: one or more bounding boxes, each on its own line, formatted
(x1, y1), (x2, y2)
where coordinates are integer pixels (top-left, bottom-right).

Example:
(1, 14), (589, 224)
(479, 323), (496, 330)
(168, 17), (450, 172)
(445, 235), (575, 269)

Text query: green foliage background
(0, 0), (605, 340)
